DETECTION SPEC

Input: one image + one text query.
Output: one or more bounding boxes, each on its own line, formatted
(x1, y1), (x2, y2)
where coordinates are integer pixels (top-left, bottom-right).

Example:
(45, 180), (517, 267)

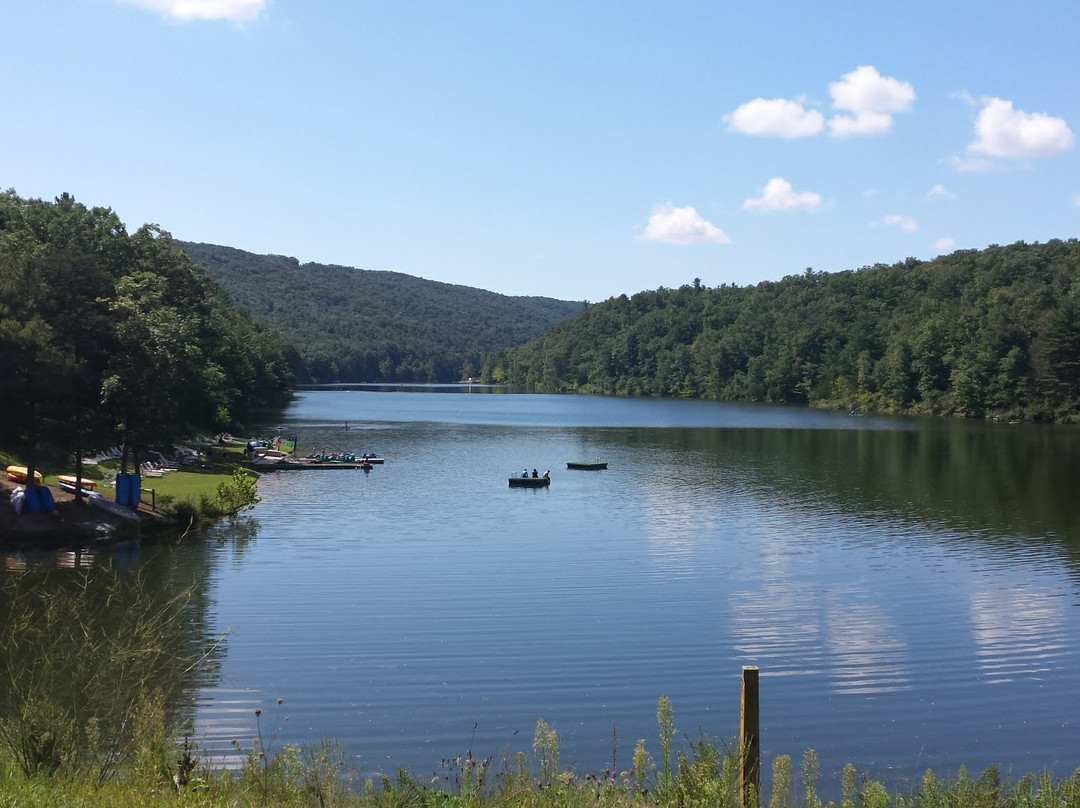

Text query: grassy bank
(0, 713), (1077, 808)
(1, 443), (260, 535)
(127, 445), (260, 525)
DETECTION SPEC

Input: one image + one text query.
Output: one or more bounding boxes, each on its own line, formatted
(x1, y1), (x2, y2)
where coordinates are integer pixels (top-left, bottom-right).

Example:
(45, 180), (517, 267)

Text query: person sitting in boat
(531, 468), (538, 478)
(521, 469), (529, 477)
(542, 469), (550, 478)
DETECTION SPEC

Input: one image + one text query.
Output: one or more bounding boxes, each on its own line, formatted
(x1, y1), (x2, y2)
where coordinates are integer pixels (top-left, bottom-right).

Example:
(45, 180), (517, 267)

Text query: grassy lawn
(3, 443), (259, 520)
(134, 445), (253, 506)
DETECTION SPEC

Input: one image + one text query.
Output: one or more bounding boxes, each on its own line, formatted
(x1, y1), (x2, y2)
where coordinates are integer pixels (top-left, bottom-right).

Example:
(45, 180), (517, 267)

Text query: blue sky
(4, 1), (1078, 302)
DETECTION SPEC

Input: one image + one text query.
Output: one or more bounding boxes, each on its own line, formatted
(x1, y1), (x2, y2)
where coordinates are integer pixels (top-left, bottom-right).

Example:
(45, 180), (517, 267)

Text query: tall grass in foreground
(1, 698), (1080, 808)
(0, 566), (216, 786)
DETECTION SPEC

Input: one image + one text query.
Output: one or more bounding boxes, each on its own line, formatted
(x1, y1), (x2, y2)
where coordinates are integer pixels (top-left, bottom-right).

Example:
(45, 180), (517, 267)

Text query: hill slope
(490, 239), (1080, 422)
(179, 242), (581, 383)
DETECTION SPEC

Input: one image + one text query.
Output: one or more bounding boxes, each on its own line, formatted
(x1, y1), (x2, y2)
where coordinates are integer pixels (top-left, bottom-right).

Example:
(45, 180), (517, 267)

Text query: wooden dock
(249, 460), (378, 471)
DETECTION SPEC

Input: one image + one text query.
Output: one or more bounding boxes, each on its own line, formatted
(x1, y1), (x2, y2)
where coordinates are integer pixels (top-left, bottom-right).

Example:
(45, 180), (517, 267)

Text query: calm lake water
(11, 388), (1080, 793)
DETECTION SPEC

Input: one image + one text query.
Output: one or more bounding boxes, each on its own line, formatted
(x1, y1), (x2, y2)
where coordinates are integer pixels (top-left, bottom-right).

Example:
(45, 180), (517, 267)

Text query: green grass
(135, 446), (250, 503)
(3, 443), (259, 526)
(4, 446), (243, 493)
(0, 719), (1078, 808)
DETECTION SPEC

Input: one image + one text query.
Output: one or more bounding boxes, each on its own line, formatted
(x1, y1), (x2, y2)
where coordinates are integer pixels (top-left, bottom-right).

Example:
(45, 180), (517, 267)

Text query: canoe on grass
(58, 480), (99, 497)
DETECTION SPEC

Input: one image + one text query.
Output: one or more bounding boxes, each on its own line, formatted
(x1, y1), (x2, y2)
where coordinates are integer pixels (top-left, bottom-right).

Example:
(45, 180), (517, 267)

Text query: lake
(10, 388), (1080, 794)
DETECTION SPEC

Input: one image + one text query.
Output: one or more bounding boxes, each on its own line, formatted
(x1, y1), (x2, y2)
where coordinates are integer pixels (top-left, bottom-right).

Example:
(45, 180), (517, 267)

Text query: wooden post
(740, 666), (760, 808)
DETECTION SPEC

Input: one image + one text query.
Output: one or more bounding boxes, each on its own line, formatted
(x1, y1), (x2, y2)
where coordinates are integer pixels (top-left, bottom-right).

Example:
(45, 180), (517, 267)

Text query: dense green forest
(487, 239), (1080, 422)
(179, 242), (581, 384)
(0, 191), (294, 474)
(8, 186), (1078, 458)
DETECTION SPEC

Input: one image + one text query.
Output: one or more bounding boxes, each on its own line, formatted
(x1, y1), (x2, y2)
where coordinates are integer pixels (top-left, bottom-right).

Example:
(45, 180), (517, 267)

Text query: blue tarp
(21, 485), (55, 513)
(115, 472), (141, 510)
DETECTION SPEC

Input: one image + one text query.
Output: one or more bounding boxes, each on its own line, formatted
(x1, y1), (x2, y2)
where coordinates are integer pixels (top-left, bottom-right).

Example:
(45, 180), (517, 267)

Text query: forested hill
(179, 242), (581, 384)
(488, 239), (1080, 423)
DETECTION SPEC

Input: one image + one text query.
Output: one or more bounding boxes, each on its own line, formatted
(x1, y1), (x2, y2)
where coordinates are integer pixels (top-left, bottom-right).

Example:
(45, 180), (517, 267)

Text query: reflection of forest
(605, 421), (1080, 552)
(0, 535), (227, 763)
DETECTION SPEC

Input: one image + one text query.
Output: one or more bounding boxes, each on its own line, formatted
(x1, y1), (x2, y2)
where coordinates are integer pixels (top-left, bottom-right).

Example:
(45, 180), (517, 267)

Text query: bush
(215, 467), (261, 515)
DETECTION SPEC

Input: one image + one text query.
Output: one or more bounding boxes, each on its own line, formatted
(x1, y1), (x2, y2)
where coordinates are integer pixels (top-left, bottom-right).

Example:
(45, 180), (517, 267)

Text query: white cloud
(639, 205), (731, 245)
(828, 111), (894, 138)
(826, 66), (914, 138)
(726, 98), (824, 138)
(969, 97), (1074, 158)
(933, 237), (955, 252)
(743, 178), (823, 212)
(117, 0), (267, 21)
(883, 214), (918, 233)
(926, 184), (956, 200)
(729, 66), (913, 140)
(829, 65), (916, 115)
(946, 154), (995, 173)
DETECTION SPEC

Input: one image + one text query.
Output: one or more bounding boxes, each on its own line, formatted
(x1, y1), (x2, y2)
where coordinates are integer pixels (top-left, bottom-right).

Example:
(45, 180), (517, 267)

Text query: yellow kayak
(6, 465), (43, 485)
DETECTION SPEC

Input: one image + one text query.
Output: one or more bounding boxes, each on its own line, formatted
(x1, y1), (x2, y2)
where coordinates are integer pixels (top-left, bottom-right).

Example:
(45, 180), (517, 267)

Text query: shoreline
(0, 478), (153, 549)
(0, 442), (258, 549)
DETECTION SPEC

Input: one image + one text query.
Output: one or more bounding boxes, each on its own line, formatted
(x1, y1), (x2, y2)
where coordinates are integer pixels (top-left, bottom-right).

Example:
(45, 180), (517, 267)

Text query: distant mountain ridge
(178, 241), (582, 384)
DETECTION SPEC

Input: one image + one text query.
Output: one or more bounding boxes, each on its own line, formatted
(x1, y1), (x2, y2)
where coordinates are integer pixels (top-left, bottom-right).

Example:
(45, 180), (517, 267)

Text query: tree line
(0, 190), (294, 479)
(179, 241), (581, 384)
(485, 239), (1080, 423)
(8, 186), (1078, 490)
